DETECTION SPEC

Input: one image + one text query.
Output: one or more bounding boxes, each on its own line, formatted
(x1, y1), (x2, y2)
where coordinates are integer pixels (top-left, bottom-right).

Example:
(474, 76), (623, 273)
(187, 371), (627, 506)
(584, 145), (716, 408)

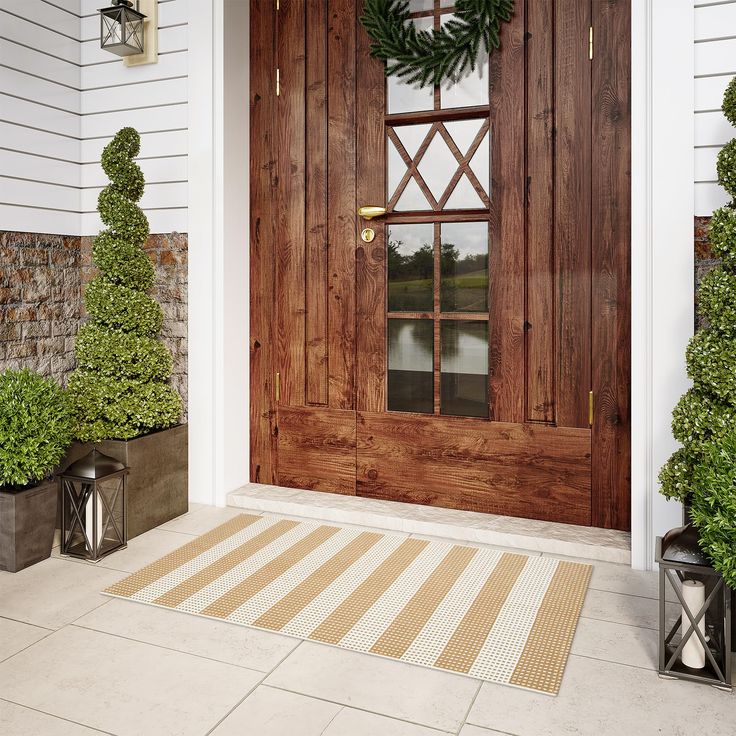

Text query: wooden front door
(250, 0), (631, 530)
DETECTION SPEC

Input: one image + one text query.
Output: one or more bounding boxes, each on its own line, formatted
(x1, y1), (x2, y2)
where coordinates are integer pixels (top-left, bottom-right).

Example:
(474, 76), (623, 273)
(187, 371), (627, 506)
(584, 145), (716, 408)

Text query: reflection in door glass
(388, 319), (434, 414)
(439, 15), (489, 109)
(440, 320), (488, 417)
(386, 17), (434, 114)
(387, 223), (434, 311)
(440, 222), (489, 312)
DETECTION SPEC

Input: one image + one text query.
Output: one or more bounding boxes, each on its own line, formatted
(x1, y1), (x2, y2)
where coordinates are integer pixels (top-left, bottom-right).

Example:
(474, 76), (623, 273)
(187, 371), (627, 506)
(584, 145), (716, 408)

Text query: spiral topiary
(659, 82), (736, 584)
(68, 127), (181, 442)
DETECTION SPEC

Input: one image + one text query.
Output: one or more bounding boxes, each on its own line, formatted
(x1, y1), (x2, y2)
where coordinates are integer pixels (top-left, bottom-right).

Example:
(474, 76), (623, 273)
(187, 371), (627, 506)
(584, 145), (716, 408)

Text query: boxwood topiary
(0, 369), (74, 489)
(68, 127), (181, 441)
(660, 81), (736, 579)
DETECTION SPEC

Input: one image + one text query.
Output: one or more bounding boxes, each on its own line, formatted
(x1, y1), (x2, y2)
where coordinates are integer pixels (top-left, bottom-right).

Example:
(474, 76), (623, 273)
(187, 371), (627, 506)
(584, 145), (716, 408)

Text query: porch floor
(228, 484), (631, 564)
(0, 503), (732, 736)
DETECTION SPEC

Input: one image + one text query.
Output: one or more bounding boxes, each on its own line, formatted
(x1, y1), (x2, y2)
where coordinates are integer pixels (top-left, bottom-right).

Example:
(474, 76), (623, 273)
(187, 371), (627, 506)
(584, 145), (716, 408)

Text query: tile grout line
(0, 629), (56, 666)
(454, 680), (483, 735)
(0, 696), (117, 736)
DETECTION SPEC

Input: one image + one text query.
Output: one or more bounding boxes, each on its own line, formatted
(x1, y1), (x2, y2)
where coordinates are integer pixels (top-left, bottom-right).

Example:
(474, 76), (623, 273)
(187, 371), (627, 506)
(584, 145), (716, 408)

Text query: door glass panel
(395, 177), (431, 211)
(445, 119), (484, 156)
(440, 221), (488, 312)
(469, 130), (490, 198)
(444, 174), (485, 209)
(387, 139), (407, 200)
(387, 17), (434, 114)
(417, 133), (458, 200)
(387, 223), (434, 311)
(388, 319), (434, 413)
(440, 320), (488, 417)
(395, 123), (432, 158)
(409, 0), (434, 9)
(438, 15), (489, 109)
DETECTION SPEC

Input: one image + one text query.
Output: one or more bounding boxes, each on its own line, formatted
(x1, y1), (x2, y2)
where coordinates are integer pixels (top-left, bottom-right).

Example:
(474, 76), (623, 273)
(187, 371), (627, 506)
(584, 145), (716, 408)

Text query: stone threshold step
(227, 484), (631, 565)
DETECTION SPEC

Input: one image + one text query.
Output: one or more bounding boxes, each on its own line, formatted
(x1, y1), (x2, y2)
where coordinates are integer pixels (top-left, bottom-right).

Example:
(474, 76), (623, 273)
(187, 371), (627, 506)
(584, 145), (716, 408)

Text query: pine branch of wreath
(360, 0), (514, 88)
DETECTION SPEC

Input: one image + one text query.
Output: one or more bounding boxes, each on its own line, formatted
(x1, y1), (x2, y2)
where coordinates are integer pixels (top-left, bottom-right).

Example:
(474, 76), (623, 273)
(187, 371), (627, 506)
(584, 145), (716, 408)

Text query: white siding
(0, 0), (188, 235)
(0, 0), (81, 233)
(695, 0), (736, 214)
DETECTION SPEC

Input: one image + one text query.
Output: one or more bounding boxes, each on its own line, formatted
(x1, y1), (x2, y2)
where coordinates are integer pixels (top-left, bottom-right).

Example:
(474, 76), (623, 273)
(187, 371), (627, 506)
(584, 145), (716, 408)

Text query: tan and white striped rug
(104, 514), (591, 694)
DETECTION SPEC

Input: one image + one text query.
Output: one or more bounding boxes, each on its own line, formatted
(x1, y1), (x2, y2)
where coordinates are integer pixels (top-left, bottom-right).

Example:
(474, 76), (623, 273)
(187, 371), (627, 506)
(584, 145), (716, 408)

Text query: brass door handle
(358, 205), (387, 220)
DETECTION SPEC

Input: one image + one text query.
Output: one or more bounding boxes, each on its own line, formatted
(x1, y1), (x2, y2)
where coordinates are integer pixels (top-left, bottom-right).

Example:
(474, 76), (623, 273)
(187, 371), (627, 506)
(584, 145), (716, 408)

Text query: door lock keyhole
(361, 227), (376, 243)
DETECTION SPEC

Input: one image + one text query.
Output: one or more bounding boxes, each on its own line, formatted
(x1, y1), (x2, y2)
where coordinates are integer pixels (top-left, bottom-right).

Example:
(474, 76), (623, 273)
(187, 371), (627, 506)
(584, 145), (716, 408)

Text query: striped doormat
(104, 513), (591, 695)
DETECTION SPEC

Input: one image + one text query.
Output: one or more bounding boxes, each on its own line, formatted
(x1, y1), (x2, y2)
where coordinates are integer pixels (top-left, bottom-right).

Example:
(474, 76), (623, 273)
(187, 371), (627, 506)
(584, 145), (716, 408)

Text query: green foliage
(0, 369), (74, 488)
(360, 0), (514, 87)
(697, 267), (736, 337)
(708, 205), (736, 270)
(75, 324), (172, 383)
(691, 435), (736, 588)
(659, 447), (697, 503)
(69, 127), (181, 442)
(68, 371), (182, 442)
(84, 278), (163, 336)
(686, 329), (736, 402)
(672, 388), (736, 451)
(723, 76), (736, 128)
(93, 231), (154, 290)
(717, 139), (736, 198)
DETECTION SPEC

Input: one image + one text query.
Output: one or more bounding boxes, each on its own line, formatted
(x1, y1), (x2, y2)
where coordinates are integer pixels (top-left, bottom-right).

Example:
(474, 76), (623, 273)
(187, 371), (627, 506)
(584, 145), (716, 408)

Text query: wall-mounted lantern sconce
(99, 0), (158, 66)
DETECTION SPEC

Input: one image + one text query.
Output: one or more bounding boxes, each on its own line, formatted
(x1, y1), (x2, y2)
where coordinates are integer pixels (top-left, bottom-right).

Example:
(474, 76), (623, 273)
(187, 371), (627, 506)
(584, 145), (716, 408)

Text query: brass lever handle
(358, 205), (387, 220)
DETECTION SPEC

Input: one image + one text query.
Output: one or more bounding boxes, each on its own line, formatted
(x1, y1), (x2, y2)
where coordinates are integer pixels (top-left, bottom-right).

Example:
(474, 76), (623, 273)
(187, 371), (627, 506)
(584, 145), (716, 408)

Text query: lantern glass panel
(100, 5), (145, 57)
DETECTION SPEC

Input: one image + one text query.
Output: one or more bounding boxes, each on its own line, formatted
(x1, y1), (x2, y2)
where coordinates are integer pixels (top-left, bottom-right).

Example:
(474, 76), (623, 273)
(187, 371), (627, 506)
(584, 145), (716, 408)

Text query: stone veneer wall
(0, 232), (81, 383)
(0, 231), (188, 419)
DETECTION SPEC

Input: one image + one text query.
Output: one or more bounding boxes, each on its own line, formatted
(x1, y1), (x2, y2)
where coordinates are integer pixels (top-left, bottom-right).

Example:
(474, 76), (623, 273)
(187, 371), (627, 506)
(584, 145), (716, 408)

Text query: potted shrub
(659, 77), (736, 646)
(0, 369), (74, 572)
(66, 127), (186, 539)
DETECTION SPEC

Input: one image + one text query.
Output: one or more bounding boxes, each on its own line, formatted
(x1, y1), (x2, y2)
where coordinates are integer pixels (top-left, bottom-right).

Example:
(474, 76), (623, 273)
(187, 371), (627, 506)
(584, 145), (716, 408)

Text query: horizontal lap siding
(0, 0), (188, 235)
(0, 0), (81, 232)
(695, 1), (736, 214)
(79, 0), (188, 235)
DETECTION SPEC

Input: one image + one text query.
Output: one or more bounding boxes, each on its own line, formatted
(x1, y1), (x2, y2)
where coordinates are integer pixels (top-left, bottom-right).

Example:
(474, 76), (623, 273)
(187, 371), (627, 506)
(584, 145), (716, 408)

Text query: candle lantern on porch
(99, 0), (145, 57)
(60, 450), (128, 562)
(656, 524), (732, 691)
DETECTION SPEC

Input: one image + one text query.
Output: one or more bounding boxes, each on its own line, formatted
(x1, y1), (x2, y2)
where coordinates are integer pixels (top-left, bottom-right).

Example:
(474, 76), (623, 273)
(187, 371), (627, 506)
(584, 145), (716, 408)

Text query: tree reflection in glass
(387, 223), (434, 312)
(440, 320), (488, 417)
(440, 221), (489, 312)
(387, 319), (434, 413)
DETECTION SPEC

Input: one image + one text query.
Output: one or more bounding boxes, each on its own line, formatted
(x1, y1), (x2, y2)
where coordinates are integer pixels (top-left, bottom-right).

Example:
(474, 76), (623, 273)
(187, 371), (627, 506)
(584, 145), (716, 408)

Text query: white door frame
(188, 0), (694, 569)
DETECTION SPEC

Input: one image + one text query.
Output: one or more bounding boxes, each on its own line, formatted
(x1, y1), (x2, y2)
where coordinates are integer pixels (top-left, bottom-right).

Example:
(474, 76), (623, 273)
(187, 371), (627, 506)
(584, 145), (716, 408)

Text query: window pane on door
(387, 18), (434, 114)
(440, 222), (489, 312)
(440, 320), (488, 417)
(387, 223), (434, 311)
(388, 319), (434, 413)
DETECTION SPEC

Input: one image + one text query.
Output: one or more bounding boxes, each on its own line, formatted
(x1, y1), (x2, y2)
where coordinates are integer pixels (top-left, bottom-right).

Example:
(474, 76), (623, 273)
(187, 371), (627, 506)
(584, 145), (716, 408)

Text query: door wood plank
(489, 3), (526, 423)
(276, 0), (307, 407)
(357, 412), (592, 526)
(249, 0), (277, 484)
(278, 406), (357, 495)
(327, 0), (357, 409)
(555, 0), (592, 428)
(306, 0), (329, 406)
(356, 4), (386, 414)
(526, 0), (555, 424)
(591, 0), (631, 530)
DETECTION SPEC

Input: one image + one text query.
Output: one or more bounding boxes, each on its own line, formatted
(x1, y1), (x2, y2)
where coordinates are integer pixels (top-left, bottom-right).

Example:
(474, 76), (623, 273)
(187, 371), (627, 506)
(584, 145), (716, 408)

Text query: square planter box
(0, 479), (57, 573)
(61, 424), (188, 540)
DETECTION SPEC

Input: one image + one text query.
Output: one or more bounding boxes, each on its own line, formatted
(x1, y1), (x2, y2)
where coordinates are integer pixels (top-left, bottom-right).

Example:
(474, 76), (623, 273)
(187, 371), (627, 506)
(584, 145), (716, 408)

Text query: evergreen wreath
(360, 0), (514, 88)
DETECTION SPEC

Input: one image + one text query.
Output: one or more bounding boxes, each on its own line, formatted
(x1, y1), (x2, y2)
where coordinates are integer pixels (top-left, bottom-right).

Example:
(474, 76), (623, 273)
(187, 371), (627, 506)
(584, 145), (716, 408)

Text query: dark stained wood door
(250, 0), (631, 530)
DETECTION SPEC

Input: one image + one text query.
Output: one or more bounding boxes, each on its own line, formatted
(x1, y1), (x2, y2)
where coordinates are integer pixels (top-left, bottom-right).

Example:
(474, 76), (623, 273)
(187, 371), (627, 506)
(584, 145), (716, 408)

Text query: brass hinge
(275, 372), (281, 402)
(276, 68), (280, 96)
(588, 391), (594, 426)
(589, 26), (593, 60)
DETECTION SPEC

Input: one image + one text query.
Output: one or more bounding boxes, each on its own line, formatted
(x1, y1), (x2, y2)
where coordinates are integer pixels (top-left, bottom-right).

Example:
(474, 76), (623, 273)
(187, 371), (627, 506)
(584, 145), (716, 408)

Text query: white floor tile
(459, 726), (518, 736)
(76, 598), (298, 672)
(0, 700), (105, 736)
(467, 654), (736, 736)
(209, 685), (340, 736)
(265, 641), (479, 732)
(571, 617), (659, 670)
(323, 708), (449, 735)
(581, 588), (678, 630)
(0, 618), (50, 663)
(0, 626), (263, 736)
(0, 558), (123, 629)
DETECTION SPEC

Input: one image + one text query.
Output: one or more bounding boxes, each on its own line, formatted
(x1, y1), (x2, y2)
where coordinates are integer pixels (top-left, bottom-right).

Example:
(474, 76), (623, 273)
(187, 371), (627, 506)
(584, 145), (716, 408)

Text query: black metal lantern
(656, 524), (732, 691)
(99, 0), (145, 57)
(60, 450), (128, 562)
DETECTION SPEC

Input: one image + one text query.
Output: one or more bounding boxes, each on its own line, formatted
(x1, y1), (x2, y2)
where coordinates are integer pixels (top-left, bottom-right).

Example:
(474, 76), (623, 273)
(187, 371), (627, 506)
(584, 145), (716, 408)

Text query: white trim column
(630, 0), (694, 569)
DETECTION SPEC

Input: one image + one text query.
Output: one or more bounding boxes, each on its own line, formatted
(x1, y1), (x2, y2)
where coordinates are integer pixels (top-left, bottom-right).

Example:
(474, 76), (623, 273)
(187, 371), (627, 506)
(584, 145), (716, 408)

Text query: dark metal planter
(0, 479), (57, 573)
(61, 424), (188, 540)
